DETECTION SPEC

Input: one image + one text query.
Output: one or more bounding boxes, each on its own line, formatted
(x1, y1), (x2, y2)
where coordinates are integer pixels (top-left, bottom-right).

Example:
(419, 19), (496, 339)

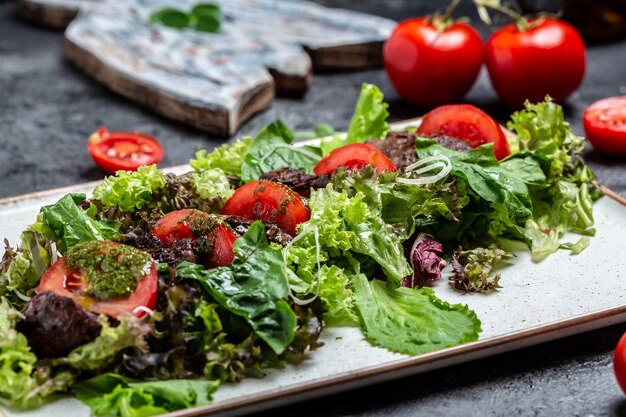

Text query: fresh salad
(0, 84), (600, 417)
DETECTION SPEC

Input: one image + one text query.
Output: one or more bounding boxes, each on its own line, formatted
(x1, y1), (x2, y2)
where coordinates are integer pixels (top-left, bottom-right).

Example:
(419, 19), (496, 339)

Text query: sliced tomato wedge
(151, 209), (205, 245)
(583, 96), (626, 156)
(35, 243), (158, 318)
(313, 143), (397, 176)
(204, 224), (238, 268)
(417, 104), (510, 160)
(151, 209), (237, 268)
(87, 126), (164, 174)
(221, 181), (310, 236)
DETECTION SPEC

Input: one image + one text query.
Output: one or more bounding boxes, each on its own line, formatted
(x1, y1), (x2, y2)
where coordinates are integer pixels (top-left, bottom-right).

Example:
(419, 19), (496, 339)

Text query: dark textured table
(2, 0), (626, 416)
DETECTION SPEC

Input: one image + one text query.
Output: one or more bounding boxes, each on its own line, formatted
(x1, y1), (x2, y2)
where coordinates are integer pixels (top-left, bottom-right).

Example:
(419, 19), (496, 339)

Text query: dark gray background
(1, 0), (626, 415)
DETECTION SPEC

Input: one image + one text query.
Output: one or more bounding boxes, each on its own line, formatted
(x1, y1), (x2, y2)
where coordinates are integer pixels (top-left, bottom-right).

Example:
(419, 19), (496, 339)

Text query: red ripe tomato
(384, 17), (484, 108)
(583, 96), (626, 156)
(221, 181), (310, 236)
(313, 143), (397, 176)
(614, 332), (626, 394)
(35, 243), (158, 318)
(417, 104), (510, 160)
(204, 224), (238, 268)
(151, 209), (237, 267)
(485, 17), (586, 107)
(87, 127), (164, 174)
(151, 209), (205, 245)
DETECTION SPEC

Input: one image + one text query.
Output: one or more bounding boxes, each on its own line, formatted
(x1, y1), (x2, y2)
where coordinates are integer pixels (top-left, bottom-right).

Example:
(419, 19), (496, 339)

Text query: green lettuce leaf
(73, 373), (218, 417)
(416, 139), (537, 242)
(293, 184), (412, 285)
(191, 168), (234, 201)
(176, 222), (296, 354)
(30, 194), (120, 254)
(351, 275), (481, 355)
(92, 166), (167, 213)
(450, 246), (512, 293)
(507, 98), (600, 256)
(64, 315), (152, 371)
(320, 83), (389, 154)
(0, 298), (74, 408)
(190, 137), (251, 176)
(0, 231), (52, 307)
(240, 120), (322, 182)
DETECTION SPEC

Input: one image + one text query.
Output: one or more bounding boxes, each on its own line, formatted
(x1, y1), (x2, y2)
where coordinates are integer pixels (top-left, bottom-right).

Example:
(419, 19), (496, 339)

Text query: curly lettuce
(73, 373), (218, 417)
(0, 298), (73, 408)
(351, 275), (481, 355)
(190, 137), (251, 176)
(93, 166), (167, 213)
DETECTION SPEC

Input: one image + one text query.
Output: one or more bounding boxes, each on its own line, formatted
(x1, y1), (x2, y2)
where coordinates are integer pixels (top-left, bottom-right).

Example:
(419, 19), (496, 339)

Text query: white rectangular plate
(1, 167), (626, 417)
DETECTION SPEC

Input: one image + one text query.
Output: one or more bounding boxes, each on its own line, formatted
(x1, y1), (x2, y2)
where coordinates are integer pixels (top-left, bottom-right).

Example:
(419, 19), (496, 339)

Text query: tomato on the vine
(384, 16), (484, 108)
(313, 143), (396, 176)
(87, 127), (164, 174)
(222, 181), (310, 236)
(417, 104), (510, 160)
(485, 17), (586, 107)
(583, 96), (626, 156)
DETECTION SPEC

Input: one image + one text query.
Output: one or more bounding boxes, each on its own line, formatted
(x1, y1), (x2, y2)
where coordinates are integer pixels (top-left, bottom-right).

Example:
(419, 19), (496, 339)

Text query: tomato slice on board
(583, 96), (626, 156)
(221, 181), (310, 236)
(313, 143), (397, 176)
(87, 127), (164, 174)
(35, 244), (158, 319)
(151, 209), (237, 268)
(417, 104), (510, 160)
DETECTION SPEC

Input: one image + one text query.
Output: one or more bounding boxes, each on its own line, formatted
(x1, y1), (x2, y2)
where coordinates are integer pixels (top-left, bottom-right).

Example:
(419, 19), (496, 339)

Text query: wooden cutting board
(19, 0), (395, 135)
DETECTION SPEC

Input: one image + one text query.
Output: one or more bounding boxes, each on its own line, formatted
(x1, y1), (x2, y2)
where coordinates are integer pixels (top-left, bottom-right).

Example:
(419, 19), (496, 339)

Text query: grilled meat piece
(368, 131), (474, 170)
(128, 233), (197, 265)
(260, 168), (330, 198)
(17, 292), (102, 358)
(368, 131), (419, 169)
(224, 216), (292, 246)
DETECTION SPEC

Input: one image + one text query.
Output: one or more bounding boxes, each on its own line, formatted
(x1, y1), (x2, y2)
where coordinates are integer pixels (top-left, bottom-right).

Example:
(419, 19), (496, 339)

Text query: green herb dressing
(65, 241), (152, 300)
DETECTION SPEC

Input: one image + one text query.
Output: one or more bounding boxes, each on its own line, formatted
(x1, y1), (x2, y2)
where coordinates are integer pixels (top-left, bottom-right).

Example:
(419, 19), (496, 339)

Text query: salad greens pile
(0, 83), (600, 417)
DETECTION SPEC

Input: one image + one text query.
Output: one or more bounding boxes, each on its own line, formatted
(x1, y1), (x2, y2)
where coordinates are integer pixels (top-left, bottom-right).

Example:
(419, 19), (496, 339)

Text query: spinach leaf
(30, 194), (120, 253)
(351, 275), (481, 355)
(320, 83), (389, 154)
(176, 222), (296, 354)
(241, 120), (322, 182)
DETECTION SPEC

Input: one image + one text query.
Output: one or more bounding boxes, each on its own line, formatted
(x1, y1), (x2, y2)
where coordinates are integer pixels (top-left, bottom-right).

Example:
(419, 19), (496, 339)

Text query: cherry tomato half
(384, 17), (484, 108)
(221, 181), (310, 236)
(87, 127), (164, 174)
(614, 331), (626, 394)
(417, 104), (510, 160)
(313, 143), (397, 176)
(485, 17), (586, 107)
(151, 209), (237, 268)
(35, 243), (158, 318)
(583, 96), (626, 156)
